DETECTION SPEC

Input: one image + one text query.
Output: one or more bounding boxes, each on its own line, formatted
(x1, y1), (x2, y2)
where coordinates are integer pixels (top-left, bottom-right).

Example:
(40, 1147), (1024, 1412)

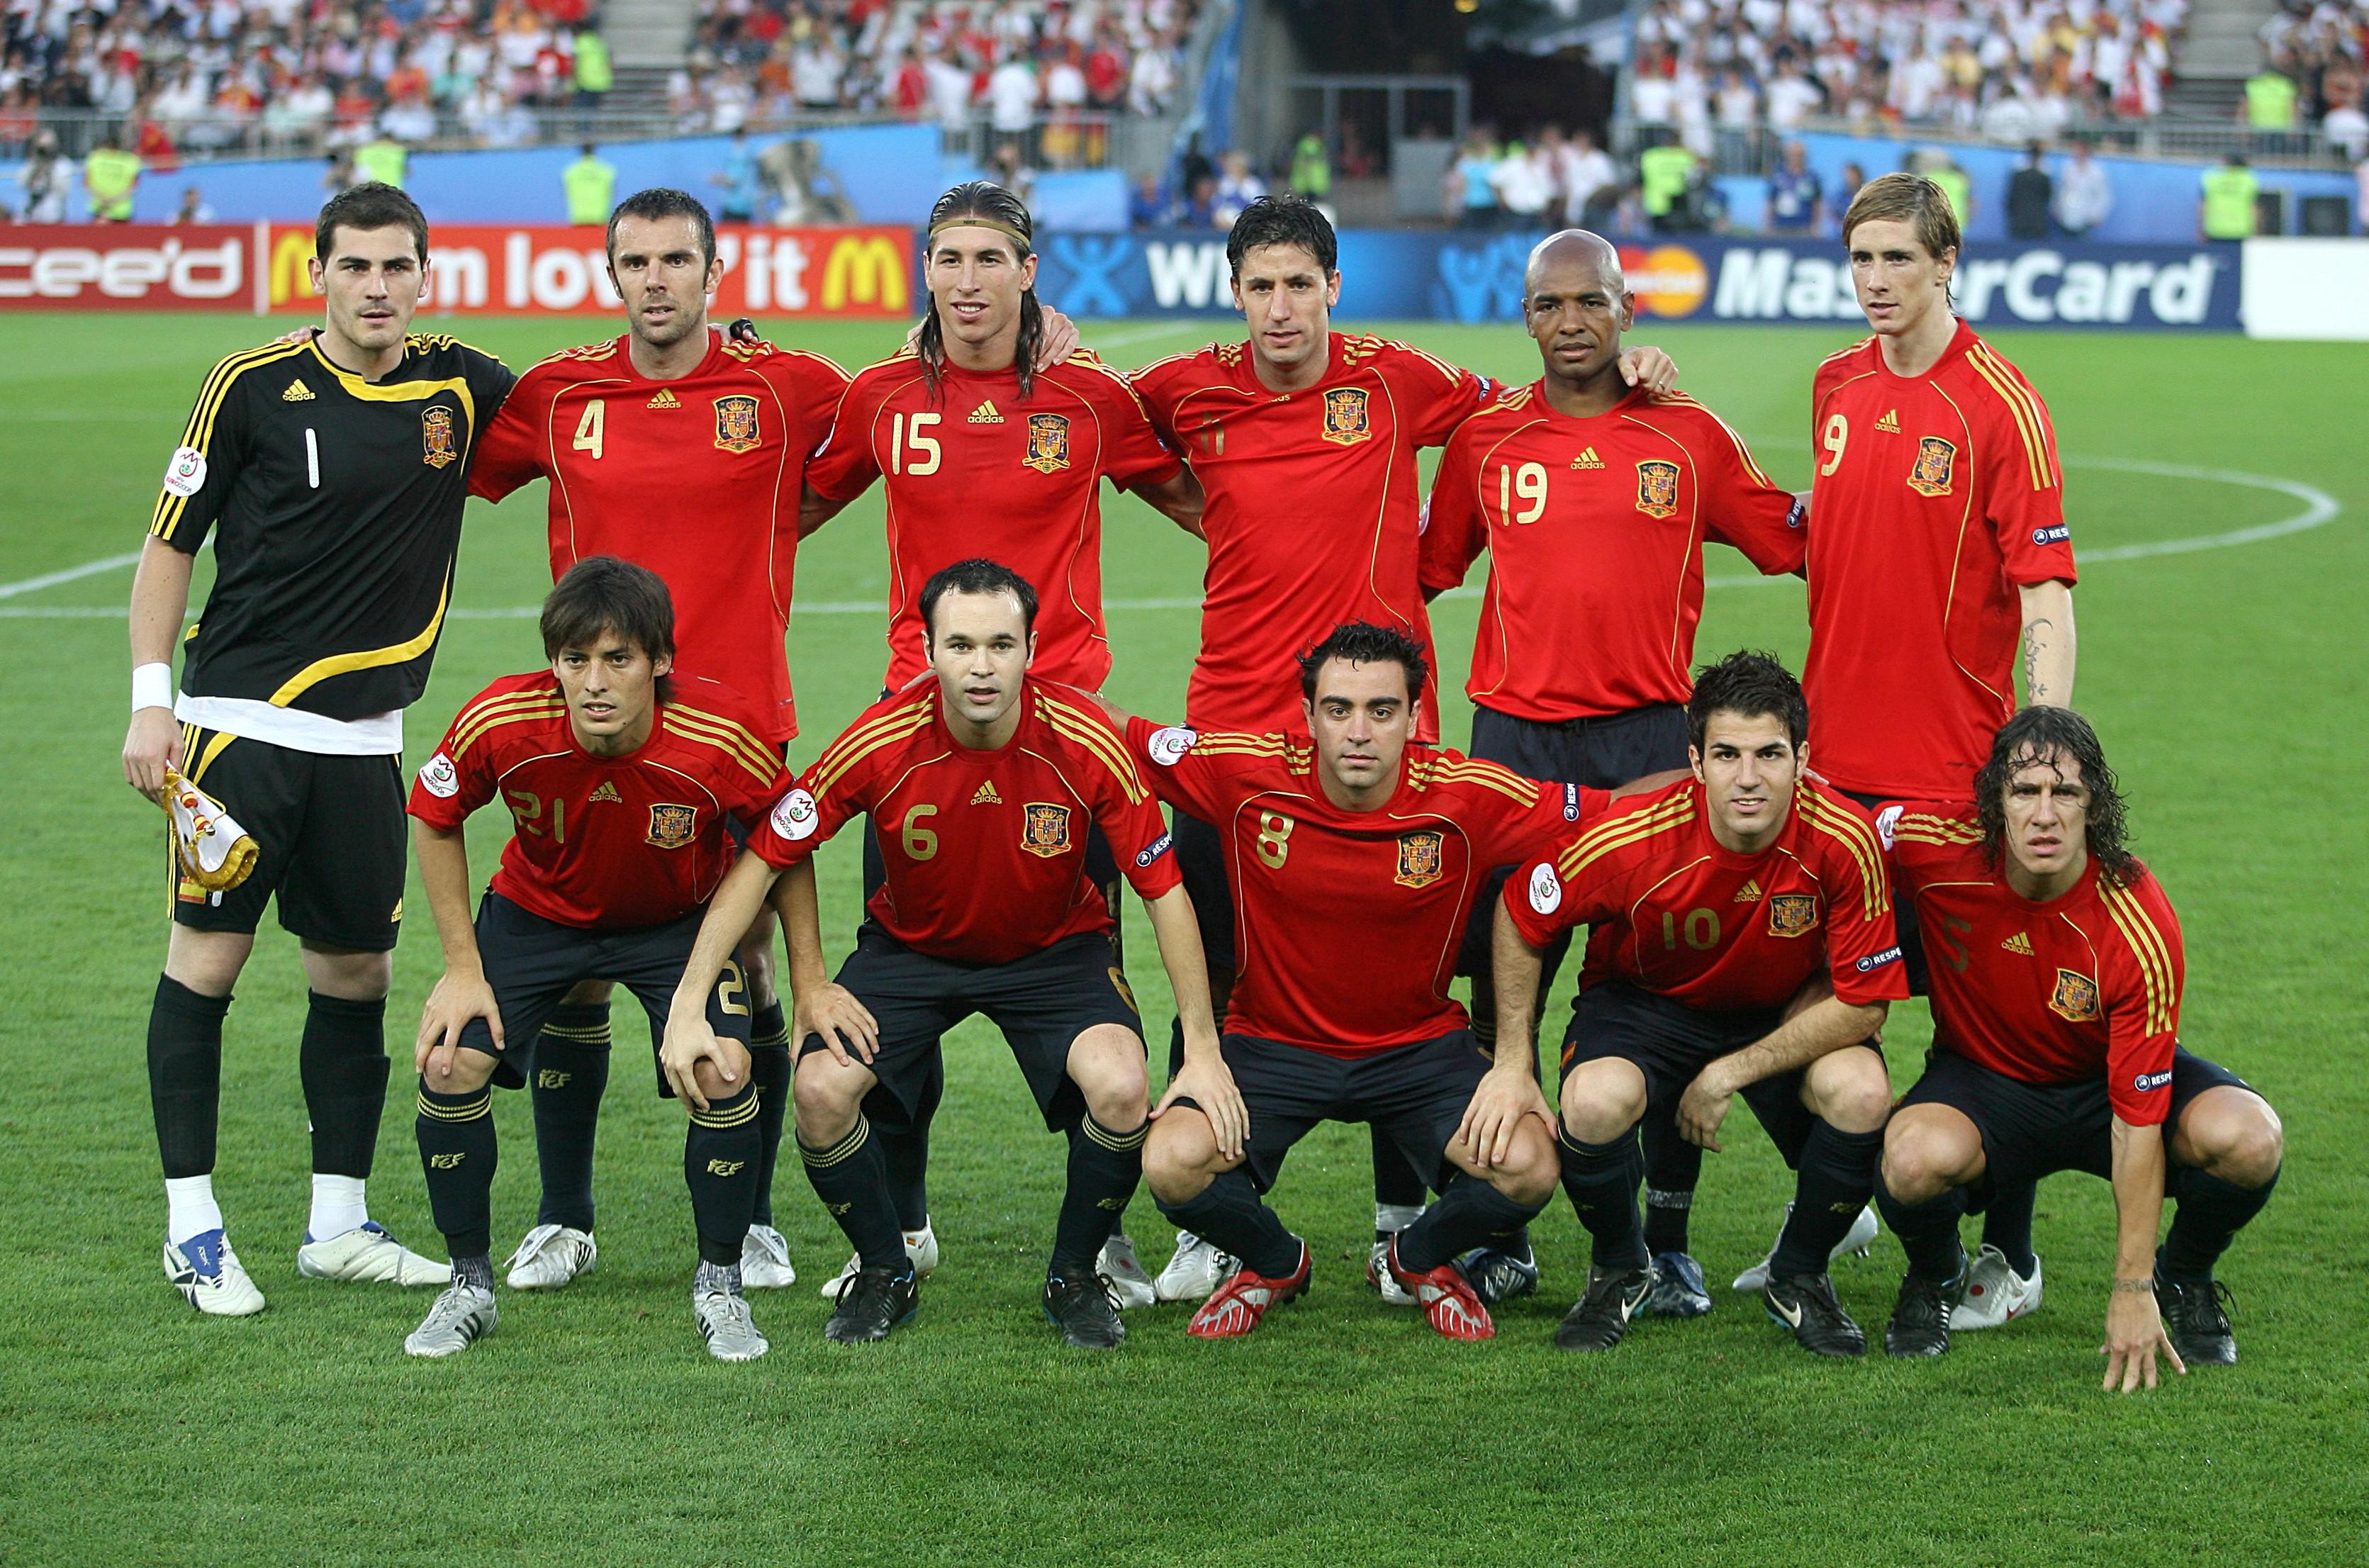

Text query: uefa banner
(0, 223), (914, 315)
(1033, 230), (2245, 332)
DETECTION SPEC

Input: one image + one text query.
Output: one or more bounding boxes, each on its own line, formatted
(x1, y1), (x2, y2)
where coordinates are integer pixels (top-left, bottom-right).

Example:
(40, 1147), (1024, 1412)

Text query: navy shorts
(1456, 701), (1690, 978)
(803, 924), (1143, 1134)
(1897, 1047), (2252, 1202)
(457, 892), (753, 1094)
(1844, 789), (1933, 995)
(1170, 807), (1233, 974)
(1175, 1029), (1496, 1196)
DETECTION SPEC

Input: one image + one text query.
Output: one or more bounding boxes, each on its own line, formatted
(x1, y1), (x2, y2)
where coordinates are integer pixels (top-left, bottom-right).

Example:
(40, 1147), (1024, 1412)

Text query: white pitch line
(0, 551), (145, 600)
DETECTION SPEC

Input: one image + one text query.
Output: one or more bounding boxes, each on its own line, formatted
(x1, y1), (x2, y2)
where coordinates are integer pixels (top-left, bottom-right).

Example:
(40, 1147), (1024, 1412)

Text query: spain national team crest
(1635, 459), (1681, 519)
(1021, 802), (1073, 858)
(1321, 387), (1371, 445)
(713, 395), (762, 454)
(1394, 830), (1445, 889)
(1024, 413), (1072, 474)
(2050, 968), (2101, 1022)
(645, 802), (698, 849)
(1766, 893), (1820, 937)
(420, 405), (457, 469)
(1909, 436), (1957, 496)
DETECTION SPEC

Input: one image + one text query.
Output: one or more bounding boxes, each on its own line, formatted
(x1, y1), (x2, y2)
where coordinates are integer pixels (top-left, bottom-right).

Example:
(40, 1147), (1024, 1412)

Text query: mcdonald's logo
(269, 229), (319, 308)
(821, 235), (908, 313)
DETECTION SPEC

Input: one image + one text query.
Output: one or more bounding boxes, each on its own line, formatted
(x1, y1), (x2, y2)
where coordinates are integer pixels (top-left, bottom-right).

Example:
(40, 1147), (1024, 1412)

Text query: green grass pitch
(1, 310), (2364, 1565)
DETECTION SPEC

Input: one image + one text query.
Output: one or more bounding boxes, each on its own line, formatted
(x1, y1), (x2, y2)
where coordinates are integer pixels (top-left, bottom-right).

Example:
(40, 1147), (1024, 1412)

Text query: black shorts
(1898, 1047), (2252, 1202)
(1171, 807), (1233, 973)
(802, 925), (1142, 1133)
(1175, 1029), (1495, 1195)
(1562, 980), (1863, 1165)
(1457, 702), (1691, 978)
(862, 800), (1122, 959)
(456, 892), (753, 1094)
(1844, 789), (1930, 995)
(169, 726), (405, 951)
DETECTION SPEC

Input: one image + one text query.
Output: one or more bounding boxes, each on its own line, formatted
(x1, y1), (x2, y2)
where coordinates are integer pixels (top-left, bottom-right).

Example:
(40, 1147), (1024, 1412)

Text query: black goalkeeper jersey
(150, 330), (515, 721)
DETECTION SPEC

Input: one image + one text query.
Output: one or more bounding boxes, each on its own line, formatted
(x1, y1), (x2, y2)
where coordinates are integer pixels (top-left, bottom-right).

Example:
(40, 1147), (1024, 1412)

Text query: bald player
(1421, 232), (1820, 1312)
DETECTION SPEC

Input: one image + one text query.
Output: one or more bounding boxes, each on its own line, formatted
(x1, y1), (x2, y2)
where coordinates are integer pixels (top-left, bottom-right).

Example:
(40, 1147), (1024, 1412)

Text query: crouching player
(1496, 653), (1903, 1355)
(1876, 708), (2283, 1385)
(403, 558), (789, 1360)
(664, 559), (1221, 1349)
(1111, 622), (1620, 1341)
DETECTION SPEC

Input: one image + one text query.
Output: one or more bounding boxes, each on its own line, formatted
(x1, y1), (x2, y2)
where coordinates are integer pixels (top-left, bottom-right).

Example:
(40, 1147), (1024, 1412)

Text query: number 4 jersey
(405, 671), (791, 929)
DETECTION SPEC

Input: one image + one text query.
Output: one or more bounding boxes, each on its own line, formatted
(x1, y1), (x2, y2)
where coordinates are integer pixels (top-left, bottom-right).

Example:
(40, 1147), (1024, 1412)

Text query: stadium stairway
(2165, 0), (2278, 121)
(606, 0), (698, 115)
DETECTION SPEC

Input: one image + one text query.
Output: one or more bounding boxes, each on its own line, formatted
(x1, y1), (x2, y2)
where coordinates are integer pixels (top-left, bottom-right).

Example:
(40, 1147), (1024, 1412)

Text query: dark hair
(918, 181), (1043, 400)
(1974, 707), (2138, 886)
(1226, 194), (1338, 278)
(541, 555), (678, 671)
(315, 181), (427, 264)
(1686, 650), (1809, 753)
(919, 557), (1038, 639)
(1297, 620), (1427, 703)
(606, 186), (717, 268)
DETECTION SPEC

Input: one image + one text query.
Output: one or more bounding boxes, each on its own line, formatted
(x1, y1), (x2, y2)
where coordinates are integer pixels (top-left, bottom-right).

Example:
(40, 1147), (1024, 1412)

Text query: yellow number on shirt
(891, 411), (942, 476)
(900, 803), (940, 860)
(505, 789), (564, 844)
(1660, 907), (1720, 951)
(1496, 461), (1548, 525)
(1818, 413), (1848, 476)
(1255, 811), (1294, 870)
(572, 399), (605, 461)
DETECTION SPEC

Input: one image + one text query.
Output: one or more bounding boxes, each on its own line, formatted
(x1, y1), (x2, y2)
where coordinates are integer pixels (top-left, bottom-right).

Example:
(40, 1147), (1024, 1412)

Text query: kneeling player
(1114, 622), (1620, 1341)
(664, 559), (1221, 1348)
(1874, 708), (2283, 1386)
(404, 559), (789, 1360)
(1498, 653), (1904, 1354)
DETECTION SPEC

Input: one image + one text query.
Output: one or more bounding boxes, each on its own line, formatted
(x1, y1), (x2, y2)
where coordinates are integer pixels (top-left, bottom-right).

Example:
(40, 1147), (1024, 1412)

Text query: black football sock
(1051, 1114), (1146, 1275)
(879, 1050), (943, 1233)
(1978, 1181), (2039, 1276)
(1167, 1012), (1187, 1079)
(148, 975), (230, 1179)
(1156, 1169), (1301, 1279)
(1557, 1119), (1648, 1272)
(415, 1080), (498, 1260)
(529, 1002), (610, 1232)
(1876, 1170), (1967, 1284)
(800, 1114), (907, 1273)
(684, 1082), (763, 1268)
(1640, 1112), (1703, 1257)
(2160, 1162), (2280, 1282)
(1370, 1126), (1430, 1238)
(300, 991), (388, 1179)
(746, 1033), (791, 1229)
(1394, 1175), (1541, 1273)
(1770, 1119), (1884, 1277)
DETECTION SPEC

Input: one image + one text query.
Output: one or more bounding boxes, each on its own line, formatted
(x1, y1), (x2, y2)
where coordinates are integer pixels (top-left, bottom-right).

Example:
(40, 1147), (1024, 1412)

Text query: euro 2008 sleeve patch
(1528, 863), (1562, 914)
(771, 788), (818, 841)
(162, 446), (207, 497)
(418, 752), (459, 798)
(1148, 727), (1197, 767)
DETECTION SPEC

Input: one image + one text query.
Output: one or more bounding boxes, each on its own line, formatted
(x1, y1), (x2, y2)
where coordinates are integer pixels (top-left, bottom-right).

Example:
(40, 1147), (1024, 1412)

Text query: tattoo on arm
(2022, 618), (2053, 703)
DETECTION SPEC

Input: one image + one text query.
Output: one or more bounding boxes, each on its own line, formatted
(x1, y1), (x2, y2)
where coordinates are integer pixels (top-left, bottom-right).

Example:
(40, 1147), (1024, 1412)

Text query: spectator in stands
(2054, 138), (2114, 236)
(1130, 171), (1170, 228)
(988, 47), (1038, 158)
(2323, 79), (2368, 161)
(1129, 28), (1181, 117)
(1490, 137), (1557, 230)
(573, 26), (611, 113)
(171, 184), (213, 224)
(1713, 67), (1757, 169)
(715, 126), (763, 223)
(16, 129), (67, 223)
(2007, 140), (2054, 238)
(1766, 58), (1824, 134)
(1179, 171), (1217, 227)
(1446, 128), (1500, 228)
(1214, 149), (1265, 227)
(2243, 55), (2301, 140)
(1290, 130), (1331, 202)
(1559, 126), (1617, 225)
(1765, 139), (1822, 234)
(989, 141), (1036, 209)
(564, 142), (615, 226)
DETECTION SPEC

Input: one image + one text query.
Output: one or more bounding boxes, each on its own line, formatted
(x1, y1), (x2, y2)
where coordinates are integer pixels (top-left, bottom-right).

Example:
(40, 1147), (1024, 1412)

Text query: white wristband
(133, 662), (175, 715)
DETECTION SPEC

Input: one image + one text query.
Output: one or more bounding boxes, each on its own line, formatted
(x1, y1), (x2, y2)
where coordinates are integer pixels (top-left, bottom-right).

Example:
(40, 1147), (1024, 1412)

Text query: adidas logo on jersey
(969, 401), (1004, 425)
(2001, 931), (2034, 955)
(1571, 447), (1603, 469)
(588, 780), (622, 804)
(647, 388), (681, 409)
(281, 379), (315, 402)
(970, 780), (1002, 805)
(1875, 408), (1900, 433)
(1732, 879), (1764, 903)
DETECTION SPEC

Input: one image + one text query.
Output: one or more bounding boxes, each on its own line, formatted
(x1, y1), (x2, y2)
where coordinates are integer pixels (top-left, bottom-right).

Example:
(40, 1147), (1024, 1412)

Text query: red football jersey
(467, 332), (851, 743)
(1130, 334), (1496, 737)
(751, 678), (1179, 965)
(407, 671), (790, 929)
(805, 349), (1184, 693)
(1421, 383), (1807, 720)
(1803, 320), (2078, 798)
(1506, 777), (1905, 1013)
(1885, 802), (2183, 1124)
(1127, 716), (1608, 1055)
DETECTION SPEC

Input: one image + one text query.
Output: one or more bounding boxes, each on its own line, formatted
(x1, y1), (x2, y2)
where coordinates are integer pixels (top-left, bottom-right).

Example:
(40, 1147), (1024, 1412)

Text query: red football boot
(1186, 1241), (1311, 1338)
(1387, 1236), (1496, 1341)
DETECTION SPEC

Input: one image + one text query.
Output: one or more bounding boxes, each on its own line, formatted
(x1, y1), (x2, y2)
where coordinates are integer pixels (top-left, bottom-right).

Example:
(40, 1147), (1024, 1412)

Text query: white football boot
(693, 1264), (770, 1362)
(503, 1223), (598, 1291)
(741, 1224), (797, 1288)
(819, 1219), (939, 1301)
(1732, 1202), (1881, 1293)
(1366, 1240), (1420, 1306)
(163, 1229), (267, 1317)
(403, 1282), (498, 1357)
(1152, 1230), (1238, 1304)
(1951, 1244), (2044, 1330)
(298, 1221), (451, 1286)
(1096, 1231), (1158, 1309)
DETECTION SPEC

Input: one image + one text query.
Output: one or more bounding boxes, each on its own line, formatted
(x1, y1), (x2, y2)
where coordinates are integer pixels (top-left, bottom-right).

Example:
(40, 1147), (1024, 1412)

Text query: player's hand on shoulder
(1156, 1048), (1247, 1162)
(1455, 1057), (1554, 1169)
(1034, 306), (1081, 370)
(416, 967), (503, 1077)
(793, 981), (879, 1068)
(1618, 345), (1679, 396)
(2102, 1284), (2185, 1393)
(122, 707), (184, 802)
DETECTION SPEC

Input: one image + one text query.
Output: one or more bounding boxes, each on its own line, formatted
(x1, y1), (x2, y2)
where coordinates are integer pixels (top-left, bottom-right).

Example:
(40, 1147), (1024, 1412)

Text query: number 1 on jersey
(1496, 461), (1547, 525)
